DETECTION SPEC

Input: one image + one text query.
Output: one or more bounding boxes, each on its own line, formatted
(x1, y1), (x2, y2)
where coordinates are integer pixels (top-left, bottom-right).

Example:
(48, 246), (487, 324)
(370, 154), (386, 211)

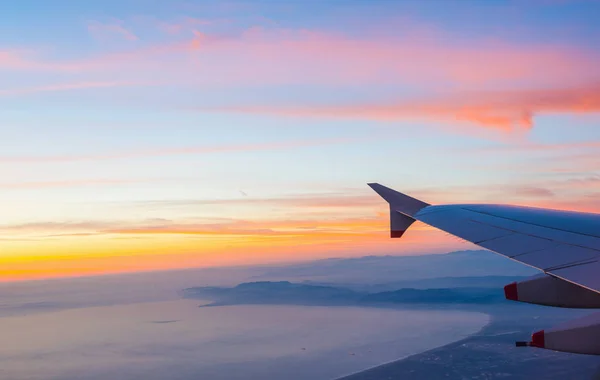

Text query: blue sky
(0, 0), (599, 280)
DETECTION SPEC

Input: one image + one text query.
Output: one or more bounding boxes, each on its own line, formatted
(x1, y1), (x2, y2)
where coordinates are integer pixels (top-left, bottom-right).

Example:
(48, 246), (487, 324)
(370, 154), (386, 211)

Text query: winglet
(368, 183), (430, 239)
(367, 183), (430, 217)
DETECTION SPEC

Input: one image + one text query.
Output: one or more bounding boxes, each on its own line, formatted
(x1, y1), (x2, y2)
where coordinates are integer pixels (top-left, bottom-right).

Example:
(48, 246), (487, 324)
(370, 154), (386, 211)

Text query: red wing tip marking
(504, 282), (519, 301)
(391, 230), (406, 238)
(530, 330), (545, 348)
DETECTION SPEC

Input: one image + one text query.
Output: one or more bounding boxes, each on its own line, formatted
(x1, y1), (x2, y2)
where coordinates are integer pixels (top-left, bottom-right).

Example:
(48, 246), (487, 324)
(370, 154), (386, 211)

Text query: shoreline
(335, 310), (493, 380)
(337, 304), (600, 380)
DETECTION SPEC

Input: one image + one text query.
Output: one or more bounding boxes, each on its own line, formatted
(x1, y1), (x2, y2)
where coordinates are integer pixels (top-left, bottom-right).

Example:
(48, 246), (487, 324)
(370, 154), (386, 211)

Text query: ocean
(0, 299), (489, 379)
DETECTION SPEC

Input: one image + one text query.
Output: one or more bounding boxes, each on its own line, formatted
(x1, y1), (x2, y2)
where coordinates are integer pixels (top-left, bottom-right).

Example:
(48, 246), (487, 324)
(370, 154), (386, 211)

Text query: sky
(1, 0), (599, 281)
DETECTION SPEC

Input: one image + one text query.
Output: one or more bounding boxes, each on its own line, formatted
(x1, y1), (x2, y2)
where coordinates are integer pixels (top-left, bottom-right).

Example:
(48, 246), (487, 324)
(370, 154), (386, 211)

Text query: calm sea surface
(0, 300), (489, 380)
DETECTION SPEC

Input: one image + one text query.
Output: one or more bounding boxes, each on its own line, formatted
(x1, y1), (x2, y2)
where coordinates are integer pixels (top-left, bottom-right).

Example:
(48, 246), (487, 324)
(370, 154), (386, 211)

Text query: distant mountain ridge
(249, 250), (538, 286)
(183, 280), (507, 307)
(187, 281), (361, 306)
(182, 250), (538, 307)
(300, 275), (531, 293)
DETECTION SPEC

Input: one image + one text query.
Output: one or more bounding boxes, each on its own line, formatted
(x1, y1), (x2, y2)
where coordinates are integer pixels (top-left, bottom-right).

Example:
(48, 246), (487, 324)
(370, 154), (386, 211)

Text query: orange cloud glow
(0, 215), (464, 282)
(3, 24), (599, 133)
(211, 84), (600, 131)
(2, 177), (599, 282)
(2, 16), (599, 283)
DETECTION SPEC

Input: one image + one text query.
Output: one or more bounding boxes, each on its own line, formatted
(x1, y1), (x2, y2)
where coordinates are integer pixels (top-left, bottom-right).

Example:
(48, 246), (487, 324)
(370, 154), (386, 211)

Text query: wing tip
(367, 182), (429, 213)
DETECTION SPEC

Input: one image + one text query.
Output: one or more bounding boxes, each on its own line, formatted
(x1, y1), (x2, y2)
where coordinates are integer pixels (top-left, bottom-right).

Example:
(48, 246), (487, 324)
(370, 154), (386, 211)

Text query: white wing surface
(369, 182), (600, 354)
(368, 183), (600, 293)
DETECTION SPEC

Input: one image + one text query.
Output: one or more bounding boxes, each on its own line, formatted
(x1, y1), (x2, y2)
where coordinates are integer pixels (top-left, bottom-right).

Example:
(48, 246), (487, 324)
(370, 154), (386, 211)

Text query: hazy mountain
(300, 275), (530, 293)
(184, 281), (361, 306)
(183, 250), (536, 306)
(183, 281), (506, 307)
(249, 250), (538, 286)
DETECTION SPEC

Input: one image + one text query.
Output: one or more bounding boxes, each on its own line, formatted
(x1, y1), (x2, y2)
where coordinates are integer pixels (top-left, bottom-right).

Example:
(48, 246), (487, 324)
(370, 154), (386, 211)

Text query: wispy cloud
(2, 21), (599, 133)
(0, 49), (56, 71)
(466, 140), (600, 153)
(0, 214), (391, 240)
(0, 178), (158, 190)
(0, 137), (360, 164)
(483, 147), (600, 174)
(0, 81), (132, 96)
(7, 177), (591, 235)
(0, 221), (117, 233)
(88, 20), (139, 41)
(93, 216), (393, 238)
(136, 193), (379, 209)
(5, 24), (600, 86)
(208, 84), (600, 131)
(514, 187), (556, 198)
(156, 17), (216, 35)
(410, 177), (600, 212)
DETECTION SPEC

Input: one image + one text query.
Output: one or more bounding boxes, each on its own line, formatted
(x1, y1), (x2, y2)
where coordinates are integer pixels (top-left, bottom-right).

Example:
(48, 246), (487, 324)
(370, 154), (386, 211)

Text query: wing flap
(417, 208), (514, 244)
(415, 206), (600, 273)
(477, 233), (558, 257)
(550, 261), (600, 293)
(514, 244), (598, 271)
(461, 207), (600, 252)
(465, 204), (600, 238)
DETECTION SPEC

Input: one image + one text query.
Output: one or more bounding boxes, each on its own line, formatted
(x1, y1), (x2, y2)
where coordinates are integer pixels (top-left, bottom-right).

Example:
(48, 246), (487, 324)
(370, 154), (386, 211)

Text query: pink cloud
(156, 17), (224, 35)
(514, 187), (556, 198)
(526, 195), (600, 214)
(468, 139), (600, 153)
(179, 28), (599, 90)
(3, 24), (600, 131)
(158, 22), (184, 35)
(548, 152), (600, 173)
(5, 25), (599, 85)
(0, 49), (54, 71)
(208, 84), (600, 131)
(392, 173), (600, 210)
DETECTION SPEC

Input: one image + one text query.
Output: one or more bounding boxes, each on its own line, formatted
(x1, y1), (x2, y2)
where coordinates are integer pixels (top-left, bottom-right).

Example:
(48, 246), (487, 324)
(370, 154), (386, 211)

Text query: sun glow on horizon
(1, 0), (599, 281)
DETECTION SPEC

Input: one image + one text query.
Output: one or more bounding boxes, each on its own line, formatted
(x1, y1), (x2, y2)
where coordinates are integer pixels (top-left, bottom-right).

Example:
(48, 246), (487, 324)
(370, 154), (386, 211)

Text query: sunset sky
(1, 0), (599, 281)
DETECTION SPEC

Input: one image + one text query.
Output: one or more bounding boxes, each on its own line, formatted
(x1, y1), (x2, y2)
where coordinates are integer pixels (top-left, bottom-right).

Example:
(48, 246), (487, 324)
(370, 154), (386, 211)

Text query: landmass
(181, 250), (600, 379)
(182, 280), (511, 307)
(338, 304), (600, 380)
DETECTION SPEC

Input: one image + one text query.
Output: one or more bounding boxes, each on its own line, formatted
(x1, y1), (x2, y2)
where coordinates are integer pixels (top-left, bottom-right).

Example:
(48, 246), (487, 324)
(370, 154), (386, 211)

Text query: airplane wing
(368, 183), (600, 355)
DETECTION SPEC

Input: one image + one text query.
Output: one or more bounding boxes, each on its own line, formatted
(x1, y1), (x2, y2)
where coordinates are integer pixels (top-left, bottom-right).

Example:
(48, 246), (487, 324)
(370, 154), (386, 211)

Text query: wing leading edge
(368, 182), (600, 355)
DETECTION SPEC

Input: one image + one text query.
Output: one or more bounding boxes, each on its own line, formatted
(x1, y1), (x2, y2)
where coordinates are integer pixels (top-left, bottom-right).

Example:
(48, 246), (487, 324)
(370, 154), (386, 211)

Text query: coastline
(337, 304), (600, 380)
(334, 308), (493, 380)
